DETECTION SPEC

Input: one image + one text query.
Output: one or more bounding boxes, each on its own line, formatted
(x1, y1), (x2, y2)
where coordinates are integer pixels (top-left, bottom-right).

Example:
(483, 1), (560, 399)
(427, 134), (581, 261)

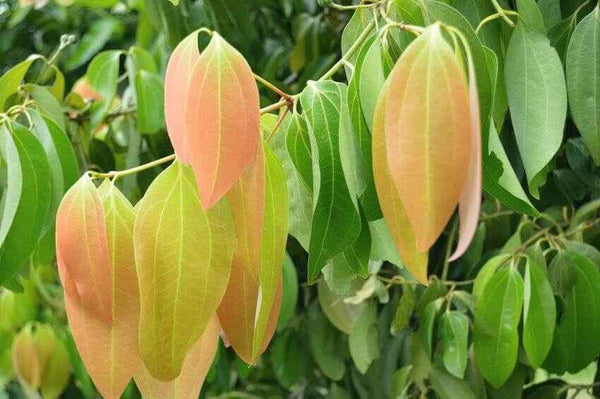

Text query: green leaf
(341, 8), (374, 78)
(269, 329), (309, 388)
(64, 19), (120, 71)
(544, 249), (600, 374)
(429, 366), (477, 399)
(318, 279), (366, 335)
(439, 311), (469, 378)
(277, 254), (298, 331)
(300, 81), (361, 282)
(86, 50), (122, 107)
(349, 303), (379, 374)
(307, 304), (347, 381)
(134, 160), (235, 380)
(285, 113), (313, 191)
(28, 110), (78, 233)
(135, 71), (165, 134)
(566, 6), (600, 165)
(0, 55), (42, 111)
(516, 0), (547, 34)
(504, 22), (567, 198)
(474, 265), (524, 388)
(368, 219), (402, 266)
(418, 298), (444, 357)
(23, 84), (66, 131)
(522, 252), (556, 368)
(0, 124), (52, 286)
(472, 254), (509, 299)
(538, 0), (562, 28)
(391, 285), (415, 334)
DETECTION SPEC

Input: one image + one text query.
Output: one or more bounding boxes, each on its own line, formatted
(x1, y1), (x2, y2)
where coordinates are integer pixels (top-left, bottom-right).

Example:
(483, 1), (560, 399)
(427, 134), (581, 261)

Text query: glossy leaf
(64, 182), (139, 399)
(474, 265), (523, 388)
(372, 83), (428, 284)
(505, 22), (567, 198)
(1, 123), (52, 286)
(0, 55), (42, 111)
(134, 317), (220, 399)
(173, 32), (260, 208)
(285, 113), (313, 192)
(385, 24), (472, 251)
(566, 6), (600, 164)
(439, 311), (469, 378)
(300, 80), (361, 282)
(134, 160), (235, 380)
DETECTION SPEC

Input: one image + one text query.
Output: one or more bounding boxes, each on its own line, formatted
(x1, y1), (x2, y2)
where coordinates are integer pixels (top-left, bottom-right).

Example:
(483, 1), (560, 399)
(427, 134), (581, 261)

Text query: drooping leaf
(372, 83), (427, 284)
(318, 279), (366, 335)
(522, 252), (556, 368)
(0, 55), (42, 111)
(307, 304), (347, 381)
(439, 311), (469, 378)
(171, 32), (260, 209)
(134, 160), (235, 380)
(300, 80), (361, 282)
(385, 24), (472, 252)
(64, 182), (139, 399)
(0, 124), (52, 287)
(504, 22), (567, 198)
(134, 317), (220, 399)
(474, 265), (524, 388)
(135, 71), (165, 134)
(348, 302), (379, 374)
(566, 6), (600, 165)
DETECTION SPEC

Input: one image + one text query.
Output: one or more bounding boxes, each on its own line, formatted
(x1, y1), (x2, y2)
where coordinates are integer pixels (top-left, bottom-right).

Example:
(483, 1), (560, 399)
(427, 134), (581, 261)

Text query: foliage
(1, 0), (600, 398)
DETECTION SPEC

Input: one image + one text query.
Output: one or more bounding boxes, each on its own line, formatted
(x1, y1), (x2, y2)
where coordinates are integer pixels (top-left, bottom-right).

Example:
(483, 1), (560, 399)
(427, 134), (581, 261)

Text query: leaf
(134, 317), (220, 399)
(135, 71), (165, 134)
(269, 328), (309, 389)
(472, 254), (510, 299)
(418, 298), (444, 356)
(134, 160), (235, 380)
(0, 124), (52, 287)
(439, 311), (469, 378)
(64, 19), (120, 71)
(318, 279), (366, 335)
(516, 0), (547, 34)
(173, 32), (260, 209)
(429, 366), (477, 399)
(566, 6), (600, 165)
(504, 22), (567, 198)
(28, 110), (78, 233)
(86, 50), (122, 106)
(385, 24), (472, 251)
(348, 303), (379, 374)
(0, 55), (42, 111)
(63, 182), (139, 399)
(368, 219), (402, 266)
(23, 84), (66, 131)
(372, 83), (427, 284)
(474, 265), (524, 388)
(307, 304), (347, 381)
(277, 254), (298, 331)
(391, 284), (416, 334)
(300, 81), (361, 282)
(543, 250), (600, 374)
(341, 8), (374, 77)
(522, 252), (556, 368)
(285, 113), (313, 191)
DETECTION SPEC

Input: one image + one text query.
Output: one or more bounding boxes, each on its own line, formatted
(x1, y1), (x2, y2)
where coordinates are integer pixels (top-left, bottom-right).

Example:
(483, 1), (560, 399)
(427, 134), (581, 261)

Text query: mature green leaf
(439, 311), (468, 378)
(269, 329), (309, 388)
(349, 303), (379, 374)
(429, 366), (477, 399)
(522, 252), (555, 368)
(0, 55), (42, 111)
(505, 22), (567, 198)
(0, 123), (51, 286)
(300, 81), (361, 282)
(472, 254), (509, 299)
(538, 0), (562, 28)
(308, 304), (347, 381)
(23, 84), (66, 131)
(285, 113), (313, 191)
(544, 250), (600, 374)
(64, 19), (120, 71)
(134, 160), (235, 380)
(368, 220), (402, 266)
(318, 279), (365, 335)
(86, 50), (122, 109)
(418, 298), (443, 357)
(135, 71), (165, 134)
(341, 8), (374, 78)
(474, 265), (524, 388)
(516, 0), (547, 34)
(566, 6), (600, 164)
(391, 285), (415, 334)
(277, 254), (298, 331)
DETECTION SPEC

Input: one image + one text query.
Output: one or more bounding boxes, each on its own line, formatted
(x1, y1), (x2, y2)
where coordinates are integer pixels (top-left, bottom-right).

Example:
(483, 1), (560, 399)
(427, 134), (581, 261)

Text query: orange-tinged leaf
(134, 317), (220, 399)
(164, 30), (200, 162)
(449, 56), (482, 262)
(218, 142), (288, 364)
(134, 160), (235, 380)
(56, 174), (112, 322)
(373, 83), (428, 285)
(384, 24), (472, 252)
(63, 181), (140, 399)
(72, 78), (102, 102)
(173, 32), (260, 209)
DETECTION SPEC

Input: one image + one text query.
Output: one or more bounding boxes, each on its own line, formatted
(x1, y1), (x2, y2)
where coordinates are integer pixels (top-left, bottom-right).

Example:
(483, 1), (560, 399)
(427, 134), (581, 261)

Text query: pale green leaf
(439, 311), (469, 378)
(135, 71), (165, 134)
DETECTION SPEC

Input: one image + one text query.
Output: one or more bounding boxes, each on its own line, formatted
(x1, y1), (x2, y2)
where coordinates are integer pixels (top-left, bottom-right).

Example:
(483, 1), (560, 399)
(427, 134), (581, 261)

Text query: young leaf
(372, 83), (428, 284)
(175, 32), (260, 209)
(56, 174), (112, 322)
(566, 6), (600, 165)
(385, 24), (472, 252)
(474, 265), (524, 388)
(64, 182), (139, 399)
(439, 311), (469, 379)
(522, 252), (556, 368)
(300, 81), (361, 282)
(135, 71), (165, 134)
(134, 160), (235, 380)
(134, 317), (220, 399)
(505, 22), (567, 198)
(0, 123), (52, 287)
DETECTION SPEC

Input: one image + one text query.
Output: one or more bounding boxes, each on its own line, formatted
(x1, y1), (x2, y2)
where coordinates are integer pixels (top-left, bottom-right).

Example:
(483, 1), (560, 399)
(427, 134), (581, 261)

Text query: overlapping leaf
(384, 23), (472, 252)
(134, 160), (235, 380)
(166, 31), (260, 209)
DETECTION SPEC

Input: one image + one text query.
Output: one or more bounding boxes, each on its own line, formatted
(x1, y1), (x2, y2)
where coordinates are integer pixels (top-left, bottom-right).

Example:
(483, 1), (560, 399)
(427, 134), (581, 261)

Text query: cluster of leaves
(1, 0), (600, 398)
